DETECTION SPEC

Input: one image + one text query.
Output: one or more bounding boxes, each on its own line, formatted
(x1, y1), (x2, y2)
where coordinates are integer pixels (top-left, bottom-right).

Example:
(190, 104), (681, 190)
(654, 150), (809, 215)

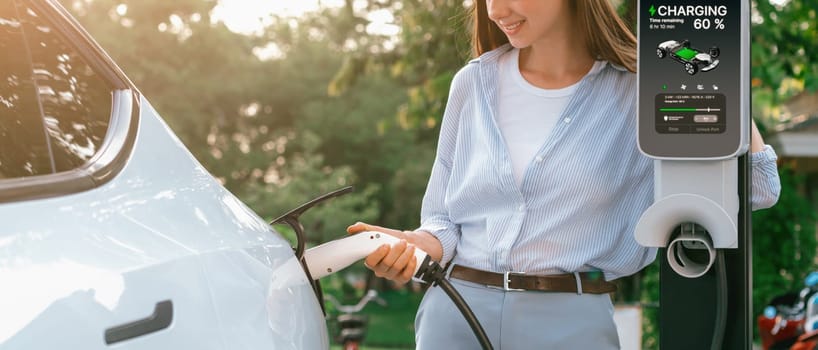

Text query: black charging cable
(414, 256), (494, 350)
(711, 250), (727, 350)
(675, 223), (727, 350)
(272, 187), (492, 348)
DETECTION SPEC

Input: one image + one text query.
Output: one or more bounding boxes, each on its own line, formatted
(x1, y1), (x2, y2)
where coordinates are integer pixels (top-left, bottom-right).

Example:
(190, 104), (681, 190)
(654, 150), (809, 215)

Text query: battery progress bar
(659, 107), (722, 112)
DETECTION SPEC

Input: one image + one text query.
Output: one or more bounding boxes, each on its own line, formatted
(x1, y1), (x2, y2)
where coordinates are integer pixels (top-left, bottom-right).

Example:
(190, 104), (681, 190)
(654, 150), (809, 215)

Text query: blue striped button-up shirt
(417, 44), (781, 280)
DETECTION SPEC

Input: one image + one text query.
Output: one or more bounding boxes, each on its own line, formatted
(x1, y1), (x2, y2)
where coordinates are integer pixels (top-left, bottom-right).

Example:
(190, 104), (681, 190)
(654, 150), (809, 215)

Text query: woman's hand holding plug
(346, 222), (443, 285)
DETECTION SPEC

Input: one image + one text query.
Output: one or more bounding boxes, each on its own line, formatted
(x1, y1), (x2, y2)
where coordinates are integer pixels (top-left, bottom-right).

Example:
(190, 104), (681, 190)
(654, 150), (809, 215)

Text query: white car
(0, 0), (328, 348)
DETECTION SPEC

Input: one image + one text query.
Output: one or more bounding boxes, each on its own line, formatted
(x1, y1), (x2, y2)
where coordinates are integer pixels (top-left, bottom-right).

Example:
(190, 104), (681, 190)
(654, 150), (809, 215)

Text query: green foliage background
(62, 0), (817, 348)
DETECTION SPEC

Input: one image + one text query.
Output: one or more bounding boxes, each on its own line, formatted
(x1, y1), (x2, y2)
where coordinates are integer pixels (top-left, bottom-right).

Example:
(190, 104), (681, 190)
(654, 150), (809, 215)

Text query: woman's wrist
(405, 230), (444, 263)
(750, 120), (766, 153)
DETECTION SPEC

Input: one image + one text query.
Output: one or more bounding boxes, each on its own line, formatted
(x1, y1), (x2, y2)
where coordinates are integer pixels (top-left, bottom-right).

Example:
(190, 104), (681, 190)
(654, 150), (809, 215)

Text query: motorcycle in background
(759, 272), (818, 350)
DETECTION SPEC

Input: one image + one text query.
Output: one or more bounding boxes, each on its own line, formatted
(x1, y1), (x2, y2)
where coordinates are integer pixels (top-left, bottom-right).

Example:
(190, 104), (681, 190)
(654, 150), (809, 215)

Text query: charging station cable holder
(667, 222), (717, 278)
(635, 159), (739, 278)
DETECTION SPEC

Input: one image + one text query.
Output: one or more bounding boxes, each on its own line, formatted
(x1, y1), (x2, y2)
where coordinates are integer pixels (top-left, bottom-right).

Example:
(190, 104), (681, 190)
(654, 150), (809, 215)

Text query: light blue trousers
(415, 278), (620, 349)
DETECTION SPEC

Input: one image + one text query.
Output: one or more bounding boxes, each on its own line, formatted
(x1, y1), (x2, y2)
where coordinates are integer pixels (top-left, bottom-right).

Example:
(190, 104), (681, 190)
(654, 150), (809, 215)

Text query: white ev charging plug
(302, 231), (429, 280)
(300, 231), (493, 350)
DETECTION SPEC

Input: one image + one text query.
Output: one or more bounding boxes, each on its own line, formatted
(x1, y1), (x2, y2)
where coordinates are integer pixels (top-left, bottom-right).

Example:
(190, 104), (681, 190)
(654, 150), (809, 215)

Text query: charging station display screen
(638, 0), (747, 159)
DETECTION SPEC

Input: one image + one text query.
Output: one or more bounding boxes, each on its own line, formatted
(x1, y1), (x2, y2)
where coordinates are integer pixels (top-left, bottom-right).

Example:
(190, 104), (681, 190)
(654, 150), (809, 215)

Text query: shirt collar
(474, 43), (629, 75)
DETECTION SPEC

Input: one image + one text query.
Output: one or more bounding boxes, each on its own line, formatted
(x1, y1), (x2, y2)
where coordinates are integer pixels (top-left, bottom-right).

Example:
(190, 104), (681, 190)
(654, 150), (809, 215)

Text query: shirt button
(518, 204), (526, 212)
(563, 117), (572, 123)
(535, 156), (544, 162)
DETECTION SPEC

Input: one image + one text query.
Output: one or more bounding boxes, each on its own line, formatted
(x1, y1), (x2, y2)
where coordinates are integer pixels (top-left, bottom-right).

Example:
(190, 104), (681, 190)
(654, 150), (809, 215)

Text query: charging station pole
(657, 156), (751, 349)
(635, 1), (751, 349)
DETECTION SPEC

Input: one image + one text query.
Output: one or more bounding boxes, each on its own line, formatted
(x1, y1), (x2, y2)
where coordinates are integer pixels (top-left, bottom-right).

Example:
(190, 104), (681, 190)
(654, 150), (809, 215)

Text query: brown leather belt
(450, 265), (617, 294)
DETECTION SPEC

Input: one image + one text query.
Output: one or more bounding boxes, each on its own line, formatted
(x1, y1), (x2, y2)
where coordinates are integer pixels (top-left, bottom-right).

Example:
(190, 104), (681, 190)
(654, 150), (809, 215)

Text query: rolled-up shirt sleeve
(750, 144), (781, 210)
(417, 158), (460, 264)
(415, 68), (472, 264)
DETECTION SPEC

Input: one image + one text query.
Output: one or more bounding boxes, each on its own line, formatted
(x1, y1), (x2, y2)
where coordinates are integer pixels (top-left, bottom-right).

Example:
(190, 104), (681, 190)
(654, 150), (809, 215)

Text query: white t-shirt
(497, 48), (604, 186)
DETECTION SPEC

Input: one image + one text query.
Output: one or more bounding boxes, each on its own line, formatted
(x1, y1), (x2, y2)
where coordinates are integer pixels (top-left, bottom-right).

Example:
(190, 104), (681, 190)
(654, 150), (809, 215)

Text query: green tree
(64, 0), (257, 144)
(753, 167), (818, 332)
(65, 0), (383, 245)
(751, 0), (818, 124)
(322, 0), (474, 232)
(749, 0), (818, 343)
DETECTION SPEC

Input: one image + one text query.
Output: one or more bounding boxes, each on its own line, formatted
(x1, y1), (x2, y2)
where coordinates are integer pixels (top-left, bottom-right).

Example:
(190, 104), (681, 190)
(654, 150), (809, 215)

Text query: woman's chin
(507, 39), (531, 49)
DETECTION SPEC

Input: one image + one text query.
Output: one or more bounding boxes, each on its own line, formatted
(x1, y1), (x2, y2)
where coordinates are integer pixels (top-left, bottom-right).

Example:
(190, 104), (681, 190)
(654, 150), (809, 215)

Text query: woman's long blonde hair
(471, 0), (636, 73)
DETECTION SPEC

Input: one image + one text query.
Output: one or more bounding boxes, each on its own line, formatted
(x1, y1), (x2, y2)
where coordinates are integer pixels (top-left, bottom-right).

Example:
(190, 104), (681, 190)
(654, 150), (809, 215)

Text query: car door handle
(105, 300), (173, 345)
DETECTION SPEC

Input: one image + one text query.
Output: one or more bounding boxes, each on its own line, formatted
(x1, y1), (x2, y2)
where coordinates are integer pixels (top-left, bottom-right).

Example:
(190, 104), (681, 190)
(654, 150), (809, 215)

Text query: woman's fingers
(350, 222), (420, 284)
(391, 245), (416, 284)
(346, 222), (369, 234)
(390, 244), (415, 274)
(361, 240), (417, 285)
(400, 254), (418, 283)
(346, 221), (408, 240)
(377, 240), (408, 280)
(379, 240), (407, 269)
(364, 244), (390, 274)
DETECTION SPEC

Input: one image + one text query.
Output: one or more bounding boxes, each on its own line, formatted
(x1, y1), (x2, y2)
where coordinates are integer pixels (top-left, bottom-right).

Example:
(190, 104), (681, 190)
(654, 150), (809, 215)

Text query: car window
(0, 0), (53, 178)
(0, 0), (112, 178)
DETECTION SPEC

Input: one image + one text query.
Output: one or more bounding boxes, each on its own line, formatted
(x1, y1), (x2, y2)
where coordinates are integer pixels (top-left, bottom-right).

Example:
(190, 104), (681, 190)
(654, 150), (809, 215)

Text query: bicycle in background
(325, 289), (387, 350)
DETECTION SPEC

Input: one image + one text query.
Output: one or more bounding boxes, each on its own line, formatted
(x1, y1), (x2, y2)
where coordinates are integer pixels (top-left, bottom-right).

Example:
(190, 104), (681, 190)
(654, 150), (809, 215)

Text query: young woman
(348, 0), (781, 348)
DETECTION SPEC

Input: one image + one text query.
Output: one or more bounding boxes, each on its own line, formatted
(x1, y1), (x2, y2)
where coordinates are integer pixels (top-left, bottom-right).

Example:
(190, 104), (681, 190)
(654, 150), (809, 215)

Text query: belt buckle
(503, 271), (526, 291)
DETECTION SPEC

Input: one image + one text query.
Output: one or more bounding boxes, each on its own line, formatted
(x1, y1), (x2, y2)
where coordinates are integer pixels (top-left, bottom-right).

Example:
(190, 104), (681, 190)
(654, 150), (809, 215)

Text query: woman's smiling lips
(499, 20), (525, 35)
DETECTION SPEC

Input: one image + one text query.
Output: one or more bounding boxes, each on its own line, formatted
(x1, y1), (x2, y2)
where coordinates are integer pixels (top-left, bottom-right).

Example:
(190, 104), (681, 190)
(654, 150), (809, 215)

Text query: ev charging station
(635, 1), (752, 349)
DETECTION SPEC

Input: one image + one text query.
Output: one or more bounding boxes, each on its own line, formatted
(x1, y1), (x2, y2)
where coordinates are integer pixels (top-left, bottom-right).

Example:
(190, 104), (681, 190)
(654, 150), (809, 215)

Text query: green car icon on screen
(657, 40), (720, 75)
